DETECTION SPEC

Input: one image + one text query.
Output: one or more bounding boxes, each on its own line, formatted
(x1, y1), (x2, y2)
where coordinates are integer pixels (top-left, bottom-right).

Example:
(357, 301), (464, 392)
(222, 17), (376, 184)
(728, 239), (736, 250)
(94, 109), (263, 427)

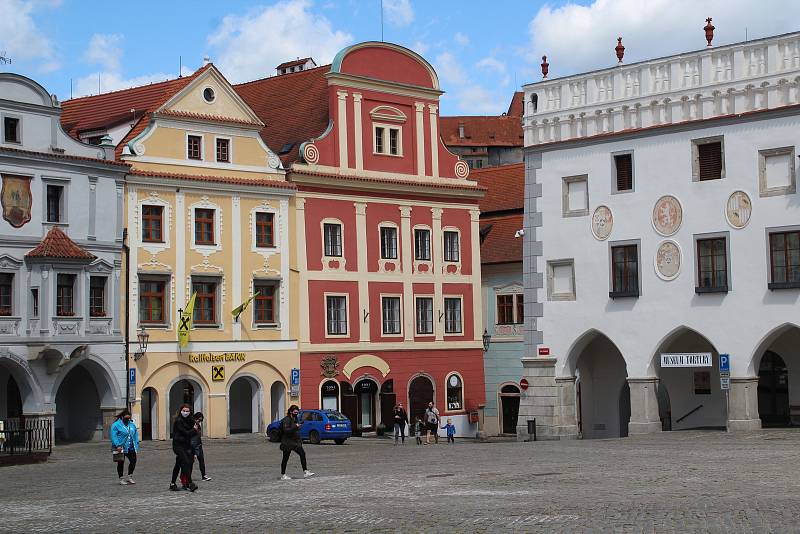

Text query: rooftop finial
(615, 37), (625, 64)
(541, 55), (549, 79)
(704, 17), (715, 47)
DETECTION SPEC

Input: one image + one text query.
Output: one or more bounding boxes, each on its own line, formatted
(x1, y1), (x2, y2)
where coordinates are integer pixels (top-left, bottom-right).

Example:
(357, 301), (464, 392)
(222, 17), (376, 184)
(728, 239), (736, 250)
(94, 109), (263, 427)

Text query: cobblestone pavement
(3, 429), (800, 533)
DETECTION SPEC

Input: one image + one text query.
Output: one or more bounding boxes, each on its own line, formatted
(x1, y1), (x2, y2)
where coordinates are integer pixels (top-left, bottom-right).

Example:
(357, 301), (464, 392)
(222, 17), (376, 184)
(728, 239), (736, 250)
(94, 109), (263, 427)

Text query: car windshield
(325, 411), (348, 421)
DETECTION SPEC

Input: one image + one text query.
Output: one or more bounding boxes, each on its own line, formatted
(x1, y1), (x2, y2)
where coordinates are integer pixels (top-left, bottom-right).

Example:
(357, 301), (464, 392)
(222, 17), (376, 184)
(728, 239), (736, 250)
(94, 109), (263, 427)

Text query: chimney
(541, 55), (549, 79)
(615, 37), (625, 64)
(458, 122), (465, 139)
(704, 17), (715, 47)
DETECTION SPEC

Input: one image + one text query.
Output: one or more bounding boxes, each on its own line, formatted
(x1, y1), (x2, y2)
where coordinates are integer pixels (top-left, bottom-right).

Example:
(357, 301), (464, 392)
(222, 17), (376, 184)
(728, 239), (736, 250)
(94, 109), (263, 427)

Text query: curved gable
(332, 42), (439, 90)
(0, 73), (55, 107)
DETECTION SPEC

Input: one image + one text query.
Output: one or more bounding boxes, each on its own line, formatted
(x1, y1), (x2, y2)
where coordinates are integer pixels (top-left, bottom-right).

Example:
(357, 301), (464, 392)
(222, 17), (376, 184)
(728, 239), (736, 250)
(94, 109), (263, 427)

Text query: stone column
(100, 407), (118, 440)
(727, 376), (761, 431)
(627, 377), (662, 435)
(516, 357), (561, 441)
(554, 376), (578, 438)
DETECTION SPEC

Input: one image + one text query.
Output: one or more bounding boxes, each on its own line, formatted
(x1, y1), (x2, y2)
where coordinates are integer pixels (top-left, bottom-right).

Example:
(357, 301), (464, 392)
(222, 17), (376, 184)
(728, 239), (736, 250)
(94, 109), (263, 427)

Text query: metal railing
(0, 419), (53, 458)
(675, 404), (704, 424)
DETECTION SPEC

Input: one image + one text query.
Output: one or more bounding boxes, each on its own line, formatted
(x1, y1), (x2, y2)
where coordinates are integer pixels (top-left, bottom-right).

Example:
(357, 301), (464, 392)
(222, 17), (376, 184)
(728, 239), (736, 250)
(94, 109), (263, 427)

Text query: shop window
(415, 297), (433, 335)
(89, 276), (107, 317)
(254, 282), (278, 325)
(141, 205), (163, 243)
(187, 135), (202, 160)
(326, 295), (347, 335)
(381, 296), (401, 335)
(380, 226), (398, 260)
(446, 374), (463, 411)
(324, 223), (343, 257)
(769, 230), (800, 289)
(139, 277), (167, 325)
(216, 138), (230, 163)
(444, 297), (462, 334)
(56, 274), (75, 316)
(194, 208), (215, 245)
(696, 237), (728, 293)
(255, 212), (275, 248)
(443, 231), (460, 262)
(0, 273), (12, 316)
(610, 244), (639, 298)
(414, 228), (431, 261)
(192, 277), (219, 326)
(321, 380), (339, 410)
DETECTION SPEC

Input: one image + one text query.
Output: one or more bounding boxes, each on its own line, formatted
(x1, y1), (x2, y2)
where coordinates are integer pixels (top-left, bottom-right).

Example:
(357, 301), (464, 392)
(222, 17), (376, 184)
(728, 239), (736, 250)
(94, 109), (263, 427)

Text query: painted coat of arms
(320, 354), (339, 378)
(1, 175), (32, 228)
(652, 195), (683, 236)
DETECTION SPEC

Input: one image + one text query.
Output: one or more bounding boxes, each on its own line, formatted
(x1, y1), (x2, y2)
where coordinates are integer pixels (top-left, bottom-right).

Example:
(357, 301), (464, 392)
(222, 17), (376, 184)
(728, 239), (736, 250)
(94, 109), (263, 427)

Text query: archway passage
(168, 379), (202, 437)
(573, 333), (629, 439)
(379, 379), (395, 429)
(55, 365), (101, 443)
(408, 375), (434, 425)
(141, 387), (158, 440)
(270, 381), (286, 423)
(499, 384), (520, 434)
(340, 381), (357, 433)
(758, 351), (789, 427)
(230, 376), (260, 434)
(654, 328), (726, 431)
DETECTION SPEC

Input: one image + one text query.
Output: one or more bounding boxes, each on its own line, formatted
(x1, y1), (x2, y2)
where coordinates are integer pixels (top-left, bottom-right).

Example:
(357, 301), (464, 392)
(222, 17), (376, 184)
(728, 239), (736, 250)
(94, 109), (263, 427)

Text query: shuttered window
(614, 153), (633, 191)
(698, 142), (723, 181)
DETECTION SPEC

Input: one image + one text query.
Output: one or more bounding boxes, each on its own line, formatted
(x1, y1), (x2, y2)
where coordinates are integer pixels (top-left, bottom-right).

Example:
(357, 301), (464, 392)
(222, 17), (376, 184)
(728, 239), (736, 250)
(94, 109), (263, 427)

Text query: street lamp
(482, 329), (491, 352)
(134, 326), (149, 361)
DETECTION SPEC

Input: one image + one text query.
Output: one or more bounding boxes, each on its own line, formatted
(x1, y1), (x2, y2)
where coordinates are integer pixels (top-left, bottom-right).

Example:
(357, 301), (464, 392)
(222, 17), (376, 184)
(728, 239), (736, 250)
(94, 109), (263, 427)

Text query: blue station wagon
(267, 409), (352, 445)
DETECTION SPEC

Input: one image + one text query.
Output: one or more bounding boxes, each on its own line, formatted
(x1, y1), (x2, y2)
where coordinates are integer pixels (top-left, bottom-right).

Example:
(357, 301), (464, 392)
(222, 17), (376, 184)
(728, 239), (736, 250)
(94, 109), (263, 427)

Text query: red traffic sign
(538, 347), (550, 356)
(519, 378), (529, 391)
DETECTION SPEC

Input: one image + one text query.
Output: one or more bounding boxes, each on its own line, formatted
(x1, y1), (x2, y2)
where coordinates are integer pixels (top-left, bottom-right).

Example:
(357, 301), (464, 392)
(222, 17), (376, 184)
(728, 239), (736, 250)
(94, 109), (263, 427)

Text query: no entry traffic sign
(520, 378), (529, 391)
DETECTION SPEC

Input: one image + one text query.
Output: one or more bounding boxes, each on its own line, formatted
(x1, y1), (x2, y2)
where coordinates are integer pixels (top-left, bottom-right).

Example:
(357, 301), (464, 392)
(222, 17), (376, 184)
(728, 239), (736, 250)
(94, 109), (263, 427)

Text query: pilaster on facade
(399, 205), (414, 341)
(431, 207), (444, 341)
(296, 196), (310, 344)
(414, 102), (426, 176)
(469, 208), (482, 342)
(231, 194), (242, 341)
(337, 91), (349, 169)
(354, 201), (370, 343)
(428, 104), (439, 178)
(353, 93), (364, 171)
(127, 187), (139, 339)
(175, 191), (186, 315)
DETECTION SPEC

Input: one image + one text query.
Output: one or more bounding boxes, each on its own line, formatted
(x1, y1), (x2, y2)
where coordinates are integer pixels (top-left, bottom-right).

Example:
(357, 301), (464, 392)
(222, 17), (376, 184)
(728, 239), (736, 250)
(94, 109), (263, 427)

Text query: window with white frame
(324, 222), (343, 257)
(759, 146), (796, 197)
(89, 276), (107, 317)
(414, 228), (431, 261)
(192, 277), (220, 326)
(187, 135), (202, 160)
(215, 137), (230, 163)
(0, 273), (12, 316)
(443, 231), (460, 262)
(415, 297), (433, 334)
(562, 175), (589, 217)
(547, 259), (576, 301)
(444, 297), (462, 334)
(254, 280), (279, 325)
(326, 295), (347, 335)
(380, 226), (398, 259)
(496, 293), (525, 324)
(381, 296), (401, 335)
(446, 374), (463, 411)
(374, 125), (401, 156)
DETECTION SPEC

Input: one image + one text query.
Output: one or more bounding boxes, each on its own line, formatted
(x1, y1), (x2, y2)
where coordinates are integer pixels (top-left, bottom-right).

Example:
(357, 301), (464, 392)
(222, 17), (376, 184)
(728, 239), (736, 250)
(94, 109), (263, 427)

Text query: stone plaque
(652, 195), (683, 236)
(591, 205), (613, 240)
(726, 190), (752, 229)
(654, 240), (681, 280)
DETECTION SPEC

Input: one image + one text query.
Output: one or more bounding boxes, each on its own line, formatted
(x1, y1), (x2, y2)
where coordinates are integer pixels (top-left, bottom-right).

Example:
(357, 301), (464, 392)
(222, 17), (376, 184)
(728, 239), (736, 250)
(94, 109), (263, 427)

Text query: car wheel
(309, 430), (321, 444)
(334, 438), (346, 445)
(268, 429), (280, 443)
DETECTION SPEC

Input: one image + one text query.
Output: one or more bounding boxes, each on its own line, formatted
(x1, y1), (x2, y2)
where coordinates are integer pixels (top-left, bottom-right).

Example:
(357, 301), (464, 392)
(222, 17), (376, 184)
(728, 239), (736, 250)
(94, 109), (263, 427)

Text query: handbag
(113, 449), (125, 462)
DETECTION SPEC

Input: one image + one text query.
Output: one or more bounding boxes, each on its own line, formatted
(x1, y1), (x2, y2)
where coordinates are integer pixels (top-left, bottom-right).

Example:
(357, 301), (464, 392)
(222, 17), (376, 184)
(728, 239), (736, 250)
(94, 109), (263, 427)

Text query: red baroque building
(238, 42), (485, 434)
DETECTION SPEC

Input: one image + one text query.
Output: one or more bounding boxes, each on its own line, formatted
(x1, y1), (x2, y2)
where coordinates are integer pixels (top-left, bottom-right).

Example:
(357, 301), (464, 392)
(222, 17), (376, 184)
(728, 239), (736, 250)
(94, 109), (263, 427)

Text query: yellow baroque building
(63, 64), (299, 439)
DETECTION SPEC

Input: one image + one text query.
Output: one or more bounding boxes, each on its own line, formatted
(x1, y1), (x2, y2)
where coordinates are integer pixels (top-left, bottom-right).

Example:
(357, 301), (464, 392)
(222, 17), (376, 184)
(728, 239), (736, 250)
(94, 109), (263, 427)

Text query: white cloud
(476, 57), (506, 74)
(528, 0), (800, 79)
(410, 41), (430, 56)
(208, 0), (353, 83)
(435, 51), (509, 115)
(456, 85), (507, 114)
(454, 32), (470, 46)
(435, 51), (467, 85)
(383, 0), (414, 27)
(84, 34), (123, 72)
(0, 0), (57, 68)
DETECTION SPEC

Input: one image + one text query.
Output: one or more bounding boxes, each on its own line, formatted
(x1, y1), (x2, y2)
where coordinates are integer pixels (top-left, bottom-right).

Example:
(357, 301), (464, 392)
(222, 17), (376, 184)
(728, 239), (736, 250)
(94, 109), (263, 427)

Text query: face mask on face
(181, 410), (190, 417)
(123, 417), (131, 425)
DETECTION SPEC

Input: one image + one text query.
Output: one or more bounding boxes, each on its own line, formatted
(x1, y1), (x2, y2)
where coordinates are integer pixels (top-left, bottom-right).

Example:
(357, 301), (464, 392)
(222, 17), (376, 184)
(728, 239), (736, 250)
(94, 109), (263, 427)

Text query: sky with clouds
(2, 0), (800, 116)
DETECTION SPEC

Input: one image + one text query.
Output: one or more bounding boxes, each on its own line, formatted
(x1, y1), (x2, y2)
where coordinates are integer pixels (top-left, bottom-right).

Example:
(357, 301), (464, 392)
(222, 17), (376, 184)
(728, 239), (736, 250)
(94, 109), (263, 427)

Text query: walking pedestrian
(169, 404), (198, 492)
(110, 409), (139, 485)
(441, 418), (456, 444)
(393, 403), (408, 445)
(424, 401), (440, 444)
(192, 412), (211, 481)
(279, 405), (314, 480)
(413, 416), (423, 445)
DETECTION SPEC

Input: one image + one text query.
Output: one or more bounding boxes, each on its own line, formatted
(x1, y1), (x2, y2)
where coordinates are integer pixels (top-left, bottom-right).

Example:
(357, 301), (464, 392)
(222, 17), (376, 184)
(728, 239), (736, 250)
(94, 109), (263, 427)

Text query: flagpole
(177, 307), (183, 358)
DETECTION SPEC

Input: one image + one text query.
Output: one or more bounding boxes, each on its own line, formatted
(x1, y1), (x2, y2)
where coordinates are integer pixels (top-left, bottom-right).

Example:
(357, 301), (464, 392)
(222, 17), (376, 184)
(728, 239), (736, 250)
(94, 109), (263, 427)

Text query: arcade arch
(53, 356), (120, 443)
(751, 323), (800, 427)
(228, 375), (262, 434)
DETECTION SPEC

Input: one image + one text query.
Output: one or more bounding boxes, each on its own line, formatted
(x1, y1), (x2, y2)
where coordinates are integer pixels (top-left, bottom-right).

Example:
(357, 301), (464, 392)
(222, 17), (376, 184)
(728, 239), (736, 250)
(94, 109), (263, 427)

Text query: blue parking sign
(719, 354), (730, 373)
(129, 368), (136, 385)
(291, 368), (300, 386)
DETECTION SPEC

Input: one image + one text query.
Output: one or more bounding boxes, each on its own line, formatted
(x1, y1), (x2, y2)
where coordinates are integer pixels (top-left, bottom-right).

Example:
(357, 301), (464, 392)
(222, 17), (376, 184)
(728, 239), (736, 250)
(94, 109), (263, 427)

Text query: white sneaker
(119, 477), (130, 485)
(303, 470), (315, 478)
(126, 476), (136, 485)
(202, 475), (212, 481)
(280, 474), (292, 481)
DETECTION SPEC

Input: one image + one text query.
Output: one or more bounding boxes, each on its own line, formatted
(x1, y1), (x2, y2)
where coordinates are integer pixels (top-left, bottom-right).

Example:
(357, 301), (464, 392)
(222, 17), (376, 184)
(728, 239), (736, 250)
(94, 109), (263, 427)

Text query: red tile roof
(128, 169), (296, 189)
(277, 58), (314, 70)
(155, 109), (263, 128)
(60, 64), (212, 159)
(480, 214), (523, 265)
(26, 226), (96, 261)
(471, 162), (524, 214)
(440, 92), (524, 148)
(0, 146), (129, 169)
(234, 65), (331, 166)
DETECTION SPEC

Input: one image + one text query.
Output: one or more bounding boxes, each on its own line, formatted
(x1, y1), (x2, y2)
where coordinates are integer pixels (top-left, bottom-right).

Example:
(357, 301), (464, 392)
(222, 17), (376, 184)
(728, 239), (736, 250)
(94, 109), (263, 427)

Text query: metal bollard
(526, 418), (537, 442)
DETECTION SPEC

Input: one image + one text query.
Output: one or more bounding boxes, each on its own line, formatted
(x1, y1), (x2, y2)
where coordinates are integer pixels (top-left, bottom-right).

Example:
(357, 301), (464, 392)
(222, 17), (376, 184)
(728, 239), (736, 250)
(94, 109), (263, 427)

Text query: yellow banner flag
(232, 291), (260, 321)
(178, 292), (197, 348)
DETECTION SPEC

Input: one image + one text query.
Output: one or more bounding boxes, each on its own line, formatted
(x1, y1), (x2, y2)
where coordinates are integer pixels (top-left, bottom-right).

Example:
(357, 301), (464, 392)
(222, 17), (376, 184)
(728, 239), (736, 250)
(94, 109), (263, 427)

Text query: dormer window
(3, 116), (20, 143)
(374, 125), (401, 156)
(187, 135), (202, 160)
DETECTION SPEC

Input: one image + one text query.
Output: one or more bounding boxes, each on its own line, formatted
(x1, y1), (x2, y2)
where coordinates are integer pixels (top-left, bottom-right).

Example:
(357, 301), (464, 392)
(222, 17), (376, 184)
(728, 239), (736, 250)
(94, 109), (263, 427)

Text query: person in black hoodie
(279, 405), (314, 480)
(170, 403), (198, 492)
(392, 403), (408, 445)
(192, 412), (211, 481)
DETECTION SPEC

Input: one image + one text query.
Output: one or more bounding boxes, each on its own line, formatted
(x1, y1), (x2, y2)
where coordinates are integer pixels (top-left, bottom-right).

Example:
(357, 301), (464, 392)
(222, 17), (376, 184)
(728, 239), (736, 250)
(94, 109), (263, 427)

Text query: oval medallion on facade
(654, 240), (681, 281)
(725, 190), (752, 229)
(591, 205), (613, 240)
(652, 195), (683, 236)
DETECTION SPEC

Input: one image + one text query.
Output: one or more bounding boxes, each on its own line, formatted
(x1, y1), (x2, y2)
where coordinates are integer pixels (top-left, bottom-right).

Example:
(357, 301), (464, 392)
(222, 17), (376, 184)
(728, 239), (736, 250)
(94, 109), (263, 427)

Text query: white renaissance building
(518, 29), (800, 439)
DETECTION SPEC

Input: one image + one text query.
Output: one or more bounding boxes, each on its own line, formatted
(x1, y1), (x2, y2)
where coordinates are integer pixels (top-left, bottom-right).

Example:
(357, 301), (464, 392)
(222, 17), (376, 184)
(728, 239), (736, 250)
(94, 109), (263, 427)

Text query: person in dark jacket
(392, 403), (408, 445)
(279, 405), (314, 480)
(192, 412), (211, 481)
(170, 403), (198, 492)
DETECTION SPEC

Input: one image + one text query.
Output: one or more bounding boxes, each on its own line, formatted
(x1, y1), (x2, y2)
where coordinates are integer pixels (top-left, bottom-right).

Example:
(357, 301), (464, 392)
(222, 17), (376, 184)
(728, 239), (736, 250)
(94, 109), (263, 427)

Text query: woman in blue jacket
(110, 409), (140, 485)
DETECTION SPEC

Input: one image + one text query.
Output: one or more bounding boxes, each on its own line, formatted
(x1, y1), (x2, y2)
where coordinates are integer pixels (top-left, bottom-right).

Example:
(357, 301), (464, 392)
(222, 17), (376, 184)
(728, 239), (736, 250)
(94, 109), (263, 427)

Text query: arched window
(445, 373), (463, 411)
(530, 93), (539, 114)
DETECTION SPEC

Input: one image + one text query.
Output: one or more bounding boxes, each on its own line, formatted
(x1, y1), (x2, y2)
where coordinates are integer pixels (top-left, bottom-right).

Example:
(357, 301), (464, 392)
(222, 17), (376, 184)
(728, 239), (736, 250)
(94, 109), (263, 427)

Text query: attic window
(203, 87), (216, 103)
(279, 142), (295, 155)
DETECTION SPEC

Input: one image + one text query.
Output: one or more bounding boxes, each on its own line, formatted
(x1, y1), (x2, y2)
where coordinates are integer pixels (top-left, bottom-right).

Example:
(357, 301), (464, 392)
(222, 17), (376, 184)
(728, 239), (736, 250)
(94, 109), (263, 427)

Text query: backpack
(271, 417), (285, 442)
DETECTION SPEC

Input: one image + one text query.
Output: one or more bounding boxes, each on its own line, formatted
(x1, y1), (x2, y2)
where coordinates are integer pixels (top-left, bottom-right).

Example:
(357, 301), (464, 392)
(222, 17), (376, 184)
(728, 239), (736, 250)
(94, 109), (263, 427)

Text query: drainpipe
(122, 228), (130, 409)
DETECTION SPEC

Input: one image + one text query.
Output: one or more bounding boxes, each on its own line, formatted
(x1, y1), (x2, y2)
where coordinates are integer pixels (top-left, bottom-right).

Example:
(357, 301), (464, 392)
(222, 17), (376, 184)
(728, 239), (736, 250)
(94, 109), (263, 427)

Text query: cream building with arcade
(62, 64), (299, 439)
